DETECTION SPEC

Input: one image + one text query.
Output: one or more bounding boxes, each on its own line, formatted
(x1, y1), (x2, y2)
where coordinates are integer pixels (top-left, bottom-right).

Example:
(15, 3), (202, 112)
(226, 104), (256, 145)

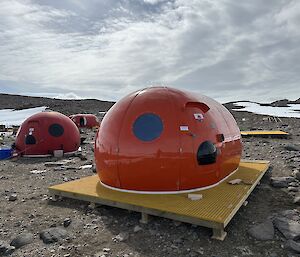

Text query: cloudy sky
(0, 0), (299, 103)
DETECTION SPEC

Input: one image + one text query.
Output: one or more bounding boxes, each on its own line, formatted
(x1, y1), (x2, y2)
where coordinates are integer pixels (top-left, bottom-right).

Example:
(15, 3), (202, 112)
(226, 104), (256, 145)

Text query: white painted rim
(23, 154), (52, 158)
(23, 149), (79, 158)
(99, 167), (239, 194)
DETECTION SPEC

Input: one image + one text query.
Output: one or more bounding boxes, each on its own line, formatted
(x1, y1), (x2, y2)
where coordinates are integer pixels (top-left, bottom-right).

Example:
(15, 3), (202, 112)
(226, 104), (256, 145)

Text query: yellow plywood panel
(49, 160), (269, 228)
(241, 130), (288, 136)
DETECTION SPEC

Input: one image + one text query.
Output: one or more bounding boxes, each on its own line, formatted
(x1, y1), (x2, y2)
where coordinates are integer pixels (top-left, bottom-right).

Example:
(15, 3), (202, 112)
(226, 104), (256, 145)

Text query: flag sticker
(180, 126), (189, 131)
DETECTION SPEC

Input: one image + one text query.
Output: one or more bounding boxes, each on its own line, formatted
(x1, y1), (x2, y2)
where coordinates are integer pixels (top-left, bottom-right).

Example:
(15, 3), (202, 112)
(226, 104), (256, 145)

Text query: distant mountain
(224, 98), (300, 109)
(270, 98), (300, 107)
(223, 100), (252, 110)
(0, 93), (115, 116)
(1, 93), (298, 117)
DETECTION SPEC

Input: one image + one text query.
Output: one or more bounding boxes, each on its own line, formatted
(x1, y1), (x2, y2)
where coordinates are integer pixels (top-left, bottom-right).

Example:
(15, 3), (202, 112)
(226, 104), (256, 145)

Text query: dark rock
(293, 195), (300, 205)
(273, 217), (300, 239)
(289, 181), (299, 187)
(75, 152), (87, 160)
(133, 225), (142, 233)
(288, 187), (299, 192)
(63, 218), (72, 228)
(285, 240), (300, 253)
(248, 219), (274, 240)
(94, 248), (111, 257)
(80, 154), (88, 161)
(0, 241), (15, 256)
(267, 253), (278, 257)
(10, 233), (34, 249)
(295, 171), (300, 181)
(236, 246), (253, 256)
(92, 164), (97, 173)
(278, 209), (300, 221)
(113, 232), (129, 242)
(270, 177), (295, 188)
(80, 137), (86, 144)
(39, 227), (68, 244)
(8, 194), (17, 201)
(284, 144), (300, 151)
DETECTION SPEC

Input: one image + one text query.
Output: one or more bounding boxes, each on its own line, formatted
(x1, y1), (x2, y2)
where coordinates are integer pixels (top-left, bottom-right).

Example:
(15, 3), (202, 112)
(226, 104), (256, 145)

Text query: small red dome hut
(94, 87), (242, 193)
(15, 112), (80, 157)
(70, 114), (100, 128)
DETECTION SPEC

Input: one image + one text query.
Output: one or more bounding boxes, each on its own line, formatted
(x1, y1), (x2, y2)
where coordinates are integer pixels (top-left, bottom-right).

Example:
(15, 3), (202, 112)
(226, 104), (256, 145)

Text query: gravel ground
(0, 101), (300, 257)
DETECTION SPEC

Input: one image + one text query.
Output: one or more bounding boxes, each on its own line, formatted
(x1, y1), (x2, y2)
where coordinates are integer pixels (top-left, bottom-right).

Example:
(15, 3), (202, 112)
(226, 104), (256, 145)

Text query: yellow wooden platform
(48, 160), (269, 240)
(241, 130), (288, 138)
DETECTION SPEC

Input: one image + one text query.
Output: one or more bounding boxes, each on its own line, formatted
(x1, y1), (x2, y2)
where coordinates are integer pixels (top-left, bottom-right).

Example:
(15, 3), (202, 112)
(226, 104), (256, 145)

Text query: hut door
(24, 121), (40, 155)
(80, 117), (87, 126)
(179, 103), (202, 189)
(179, 102), (218, 190)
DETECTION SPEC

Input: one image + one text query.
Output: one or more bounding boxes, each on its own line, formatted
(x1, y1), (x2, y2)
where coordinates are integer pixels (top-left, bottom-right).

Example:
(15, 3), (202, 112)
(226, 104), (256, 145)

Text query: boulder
(295, 171), (300, 181)
(0, 241), (15, 256)
(113, 232), (129, 242)
(273, 217), (300, 239)
(133, 225), (142, 233)
(248, 219), (274, 240)
(63, 218), (72, 228)
(270, 177), (295, 188)
(278, 209), (300, 221)
(293, 195), (300, 205)
(10, 233), (33, 249)
(39, 227), (68, 244)
(8, 194), (17, 202)
(284, 144), (300, 151)
(288, 186), (298, 192)
(285, 240), (300, 253)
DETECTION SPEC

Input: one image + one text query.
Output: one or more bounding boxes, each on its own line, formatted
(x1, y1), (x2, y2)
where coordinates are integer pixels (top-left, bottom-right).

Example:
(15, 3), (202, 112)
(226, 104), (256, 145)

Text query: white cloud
(0, 0), (299, 102)
(55, 92), (82, 99)
(143, 0), (166, 5)
(21, 91), (83, 100)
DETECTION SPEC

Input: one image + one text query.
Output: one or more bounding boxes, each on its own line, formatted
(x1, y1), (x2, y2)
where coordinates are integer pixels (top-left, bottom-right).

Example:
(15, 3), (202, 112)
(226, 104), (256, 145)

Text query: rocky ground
(0, 98), (300, 257)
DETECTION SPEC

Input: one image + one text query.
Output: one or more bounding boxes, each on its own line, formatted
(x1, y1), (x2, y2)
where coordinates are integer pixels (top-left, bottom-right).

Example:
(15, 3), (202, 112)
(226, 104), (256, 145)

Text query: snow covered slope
(232, 102), (300, 118)
(0, 106), (48, 126)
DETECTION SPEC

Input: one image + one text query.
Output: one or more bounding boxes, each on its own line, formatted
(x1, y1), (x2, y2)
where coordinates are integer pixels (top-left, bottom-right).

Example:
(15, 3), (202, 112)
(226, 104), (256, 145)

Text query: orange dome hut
(69, 114), (100, 128)
(94, 87), (242, 193)
(15, 112), (80, 157)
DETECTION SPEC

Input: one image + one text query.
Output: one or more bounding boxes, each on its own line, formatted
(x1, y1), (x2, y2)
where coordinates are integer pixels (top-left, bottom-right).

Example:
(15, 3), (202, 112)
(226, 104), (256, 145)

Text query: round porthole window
(48, 123), (64, 137)
(133, 113), (163, 142)
(197, 141), (217, 165)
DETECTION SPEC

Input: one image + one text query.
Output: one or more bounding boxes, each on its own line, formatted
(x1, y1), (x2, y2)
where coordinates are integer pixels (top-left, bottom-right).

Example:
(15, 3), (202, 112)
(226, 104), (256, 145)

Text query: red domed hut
(95, 87), (242, 193)
(15, 112), (80, 157)
(69, 114), (100, 128)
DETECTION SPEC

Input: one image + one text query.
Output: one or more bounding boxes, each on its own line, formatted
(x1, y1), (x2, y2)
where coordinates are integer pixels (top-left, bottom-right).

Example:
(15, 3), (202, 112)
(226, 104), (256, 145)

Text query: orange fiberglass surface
(94, 87), (242, 193)
(69, 114), (100, 128)
(15, 112), (80, 157)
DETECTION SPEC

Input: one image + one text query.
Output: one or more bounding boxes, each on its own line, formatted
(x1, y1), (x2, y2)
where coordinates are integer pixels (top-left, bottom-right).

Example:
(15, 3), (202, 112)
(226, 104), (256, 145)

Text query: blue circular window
(133, 113), (163, 141)
(48, 123), (64, 137)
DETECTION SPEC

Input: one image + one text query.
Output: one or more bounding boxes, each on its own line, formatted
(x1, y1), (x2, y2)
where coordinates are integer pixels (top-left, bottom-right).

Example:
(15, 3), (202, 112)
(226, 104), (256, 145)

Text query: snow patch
(0, 106), (48, 126)
(232, 102), (300, 118)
